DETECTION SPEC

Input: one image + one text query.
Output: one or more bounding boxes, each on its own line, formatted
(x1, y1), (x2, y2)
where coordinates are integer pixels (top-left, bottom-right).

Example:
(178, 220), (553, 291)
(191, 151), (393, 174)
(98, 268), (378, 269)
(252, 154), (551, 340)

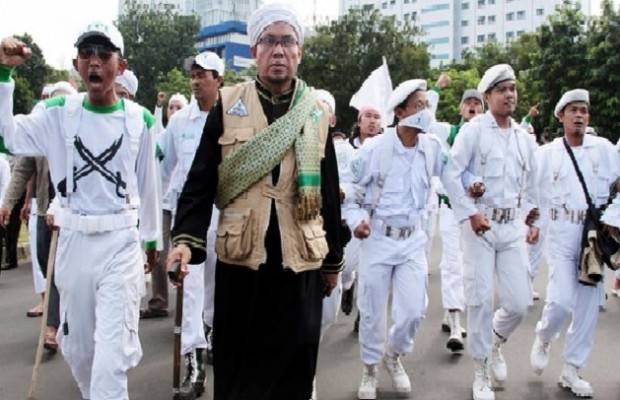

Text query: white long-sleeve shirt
(0, 154), (10, 204)
(158, 100), (208, 212)
(0, 67), (161, 249)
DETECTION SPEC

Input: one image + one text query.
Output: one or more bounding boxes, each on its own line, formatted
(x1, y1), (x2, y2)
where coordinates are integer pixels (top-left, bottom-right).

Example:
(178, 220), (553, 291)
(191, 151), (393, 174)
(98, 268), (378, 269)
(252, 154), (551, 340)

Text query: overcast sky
(0, 0), (608, 70)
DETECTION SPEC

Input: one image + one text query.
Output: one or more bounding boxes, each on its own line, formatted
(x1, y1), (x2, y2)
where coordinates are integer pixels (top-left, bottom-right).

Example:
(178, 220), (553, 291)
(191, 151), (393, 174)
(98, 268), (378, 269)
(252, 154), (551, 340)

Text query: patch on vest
(226, 98), (248, 117)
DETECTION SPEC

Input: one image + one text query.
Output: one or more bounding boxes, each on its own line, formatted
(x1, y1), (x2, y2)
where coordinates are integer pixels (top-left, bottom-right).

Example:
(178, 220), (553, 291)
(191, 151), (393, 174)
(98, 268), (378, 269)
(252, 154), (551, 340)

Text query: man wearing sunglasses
(0, 21), (160, 400)
(167, 4), (344, 400)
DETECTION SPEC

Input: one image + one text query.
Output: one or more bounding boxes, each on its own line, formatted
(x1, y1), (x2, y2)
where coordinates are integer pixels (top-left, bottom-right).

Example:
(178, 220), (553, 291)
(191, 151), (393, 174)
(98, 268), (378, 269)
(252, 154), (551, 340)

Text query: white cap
(314, 89), (335, 114)
(169, 93), (189, 108)
(115, 69), (139, 96)
(194, 51), (225, 76)
(387, 79), (427, 112)
(554, 89), (589, 118)
(75, 21), (124, 54)
(51, 81), (77, 96)
(248, 3), (304, 47)
(477, 64), (515, 94)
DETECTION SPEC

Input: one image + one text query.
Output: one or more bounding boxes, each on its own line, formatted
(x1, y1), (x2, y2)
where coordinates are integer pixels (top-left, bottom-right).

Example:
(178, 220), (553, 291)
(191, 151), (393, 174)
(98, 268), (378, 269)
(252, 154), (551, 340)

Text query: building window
(362, 4), (374, 11)
(506, 12), (514, 21)
(404, 13), (410, 20)
(517, 30), (525, 36)
(488, 33), (497, 41)
(517, 10), (526, 19)
(506, 31), (514, 39)
(382, 2), (387, 9)
(536, 8), (544, 16)
(461, 36), (469, 44)
(477, 34), (485, 43)
(478, 0), (485, 6)
(478, 16), (485, 25)
(488, 0), (495, 4)
(390, 0), (396, 5)
(404, 0), (410, 3)
(462, 2), (469, 10)
(412, 11), (417, 20)
(488, 15), (496, 24)
(422, 3), (450, 12)
(461, 19), (469, 26)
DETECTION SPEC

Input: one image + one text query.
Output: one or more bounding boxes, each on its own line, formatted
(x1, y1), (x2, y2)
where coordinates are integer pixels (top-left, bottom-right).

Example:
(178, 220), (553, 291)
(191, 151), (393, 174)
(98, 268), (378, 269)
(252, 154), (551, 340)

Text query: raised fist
(156, 91), (167, 107)
(436, 72), (452, 89)
(0, 37), (31, 67)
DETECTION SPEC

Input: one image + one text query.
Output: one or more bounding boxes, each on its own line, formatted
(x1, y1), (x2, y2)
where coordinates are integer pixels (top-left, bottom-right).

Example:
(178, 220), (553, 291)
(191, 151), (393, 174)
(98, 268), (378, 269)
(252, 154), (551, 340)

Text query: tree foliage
(299, 9), (429, 130)
(117, 0), (200, 110)
(156, 68), (191, 100)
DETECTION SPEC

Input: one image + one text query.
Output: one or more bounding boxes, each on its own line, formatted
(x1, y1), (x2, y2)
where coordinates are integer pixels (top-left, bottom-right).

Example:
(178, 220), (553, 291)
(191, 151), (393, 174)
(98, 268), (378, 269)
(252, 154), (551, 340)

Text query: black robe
(171, 79), (344, 400)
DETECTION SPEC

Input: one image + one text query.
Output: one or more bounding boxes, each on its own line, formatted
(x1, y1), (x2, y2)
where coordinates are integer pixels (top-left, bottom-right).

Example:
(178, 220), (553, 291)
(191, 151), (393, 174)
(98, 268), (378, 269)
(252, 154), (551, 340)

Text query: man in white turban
(167, 3), (344, 400)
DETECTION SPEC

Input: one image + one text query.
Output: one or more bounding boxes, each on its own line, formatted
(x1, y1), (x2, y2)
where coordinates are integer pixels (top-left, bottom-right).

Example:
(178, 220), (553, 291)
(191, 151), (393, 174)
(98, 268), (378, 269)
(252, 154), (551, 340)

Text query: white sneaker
(383, 351), (411, 395)
(472, 359), (495, 400)
(559, 364), (593, 398)
(490, 335), (507, 385)
(357, 364), (378, 400)
(446, 311), (465, 353)
(530, 335), (551, 375)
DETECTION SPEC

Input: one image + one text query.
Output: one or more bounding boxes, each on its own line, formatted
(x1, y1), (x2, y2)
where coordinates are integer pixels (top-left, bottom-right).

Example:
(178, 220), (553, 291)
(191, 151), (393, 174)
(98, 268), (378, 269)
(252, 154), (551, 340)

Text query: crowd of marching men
(2, 3), (620, 400)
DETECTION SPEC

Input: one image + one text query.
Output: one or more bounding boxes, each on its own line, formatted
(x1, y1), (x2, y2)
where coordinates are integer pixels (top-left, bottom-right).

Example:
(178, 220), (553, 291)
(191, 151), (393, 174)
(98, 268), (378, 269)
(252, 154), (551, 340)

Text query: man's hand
(20, 202), (31, 224)
(528, 103), (540, 119)
(45, 213), (56, 228)
(167, 244), (191, 286)
(526, 226), (540, 244)
(0, 37), (31, 67)
(525, 208), (540, 227)
(469, 213), (491, 235)
(436, 72), (451, 89)
(0, 207), (9, 227)
(156, 91), (167, 107)
(468, 182), (486, 199)
(321, 271), (339, 297)
(353, 221), (371, 239)
(144, 249), (159, 274)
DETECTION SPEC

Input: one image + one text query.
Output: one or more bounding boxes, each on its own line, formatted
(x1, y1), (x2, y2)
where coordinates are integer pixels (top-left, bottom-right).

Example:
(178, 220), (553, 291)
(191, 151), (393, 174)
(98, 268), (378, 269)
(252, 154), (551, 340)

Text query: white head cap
(314, 89), (336, 115)
(169, 93), (189, 108)
(554, 89), (589, 118)
(387, 79), (427, 112)
(193, 51), (225, 76)
(248, 3), (304, 47)
(115, 70), (139, 96)
(75, 21), (124, 54)
(51, 81), (77, 97)
(477, 64), (516, 94)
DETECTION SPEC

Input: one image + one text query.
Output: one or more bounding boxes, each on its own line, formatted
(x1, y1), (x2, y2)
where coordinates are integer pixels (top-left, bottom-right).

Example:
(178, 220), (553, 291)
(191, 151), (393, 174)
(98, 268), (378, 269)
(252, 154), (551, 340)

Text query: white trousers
(357, 229), (428, 365)
(29, 200), (46, 294)
(461, 220), (530, 361)
(438, 204), (465, 311)
(203, 208), (219, 328)
(182, 263), (207, 356)
(341, 237), (360, 291)
(535, 220), (602, 369)
(55, 227), (144, 400)
(527, 228), (546, 281)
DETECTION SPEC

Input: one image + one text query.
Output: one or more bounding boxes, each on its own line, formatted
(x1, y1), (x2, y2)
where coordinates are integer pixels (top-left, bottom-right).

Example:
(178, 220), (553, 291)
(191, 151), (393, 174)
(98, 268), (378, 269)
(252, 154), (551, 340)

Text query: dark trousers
(2, 194), (24, 268)
(213, 260), (324, 400)
(36, 216), (59, 328)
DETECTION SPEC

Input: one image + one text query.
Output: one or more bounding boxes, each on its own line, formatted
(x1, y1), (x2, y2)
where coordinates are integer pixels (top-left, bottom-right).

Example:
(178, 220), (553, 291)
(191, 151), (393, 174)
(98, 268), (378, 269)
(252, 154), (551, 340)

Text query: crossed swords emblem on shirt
(57, 135), (127, 199)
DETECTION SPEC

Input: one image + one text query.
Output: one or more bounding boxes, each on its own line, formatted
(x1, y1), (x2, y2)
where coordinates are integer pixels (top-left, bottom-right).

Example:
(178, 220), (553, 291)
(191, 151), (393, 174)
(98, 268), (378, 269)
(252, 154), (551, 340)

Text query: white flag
(349, 56), (394, 127)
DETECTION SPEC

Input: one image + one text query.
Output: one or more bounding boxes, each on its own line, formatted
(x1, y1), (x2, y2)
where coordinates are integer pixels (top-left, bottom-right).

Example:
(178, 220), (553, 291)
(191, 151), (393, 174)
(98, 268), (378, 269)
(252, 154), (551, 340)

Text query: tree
(156, 68), (191, 100)
(299, 9), (429, 130)
(117, 0), (200, 110)
(12, 75), (35, 115)
(14, 33), (50, 100)
(586, 0), (620, 141)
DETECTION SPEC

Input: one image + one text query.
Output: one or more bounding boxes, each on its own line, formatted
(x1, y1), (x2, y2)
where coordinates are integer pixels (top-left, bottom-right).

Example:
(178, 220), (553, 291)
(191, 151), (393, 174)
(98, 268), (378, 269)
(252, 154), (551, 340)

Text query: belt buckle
(399, 227), (411, 239)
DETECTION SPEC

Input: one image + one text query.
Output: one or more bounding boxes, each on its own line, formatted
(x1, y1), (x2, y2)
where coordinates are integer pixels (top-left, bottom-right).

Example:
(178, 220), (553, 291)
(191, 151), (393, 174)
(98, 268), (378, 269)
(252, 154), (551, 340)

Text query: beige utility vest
(216, 81), (330, 272)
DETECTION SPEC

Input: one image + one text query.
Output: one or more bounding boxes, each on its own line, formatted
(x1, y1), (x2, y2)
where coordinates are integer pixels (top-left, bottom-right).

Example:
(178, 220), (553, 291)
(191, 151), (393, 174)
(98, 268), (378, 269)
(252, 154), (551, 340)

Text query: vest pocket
(216, 208), (253, 261)
(298, 219), (329, 262)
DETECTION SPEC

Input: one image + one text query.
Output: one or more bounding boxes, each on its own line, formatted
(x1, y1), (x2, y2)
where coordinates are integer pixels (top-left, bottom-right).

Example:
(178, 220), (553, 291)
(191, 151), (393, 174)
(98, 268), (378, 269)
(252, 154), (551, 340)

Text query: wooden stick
(27, 228), (59, 400)
(169, 262), (183, 399)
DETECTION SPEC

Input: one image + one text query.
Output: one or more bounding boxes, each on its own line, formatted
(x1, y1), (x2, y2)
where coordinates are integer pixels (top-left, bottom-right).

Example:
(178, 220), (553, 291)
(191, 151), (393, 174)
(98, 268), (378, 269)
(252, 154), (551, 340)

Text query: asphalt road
(1, 236), (619, 400)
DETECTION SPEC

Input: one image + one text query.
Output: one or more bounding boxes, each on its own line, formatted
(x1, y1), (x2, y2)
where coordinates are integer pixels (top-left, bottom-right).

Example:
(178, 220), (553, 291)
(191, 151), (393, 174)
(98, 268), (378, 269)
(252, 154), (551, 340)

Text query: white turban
(314, 89), (335, 115)
(477, 64), (516, 94)
(51, 81), (77, 97)
(115, 69), (139, 96)
(169, 93), (189, 108)
(554, 89), (589, 118)
(248, 4), (304, 47)
(387, 79), (427, 112)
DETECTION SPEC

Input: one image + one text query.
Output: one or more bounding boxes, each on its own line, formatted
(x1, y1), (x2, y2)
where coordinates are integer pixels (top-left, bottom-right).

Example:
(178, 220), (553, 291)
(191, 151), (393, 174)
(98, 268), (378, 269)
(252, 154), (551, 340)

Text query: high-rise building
(118, 0), (188, 14)
(339, 0), (593, 68)
(187, 0), (263, 27)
